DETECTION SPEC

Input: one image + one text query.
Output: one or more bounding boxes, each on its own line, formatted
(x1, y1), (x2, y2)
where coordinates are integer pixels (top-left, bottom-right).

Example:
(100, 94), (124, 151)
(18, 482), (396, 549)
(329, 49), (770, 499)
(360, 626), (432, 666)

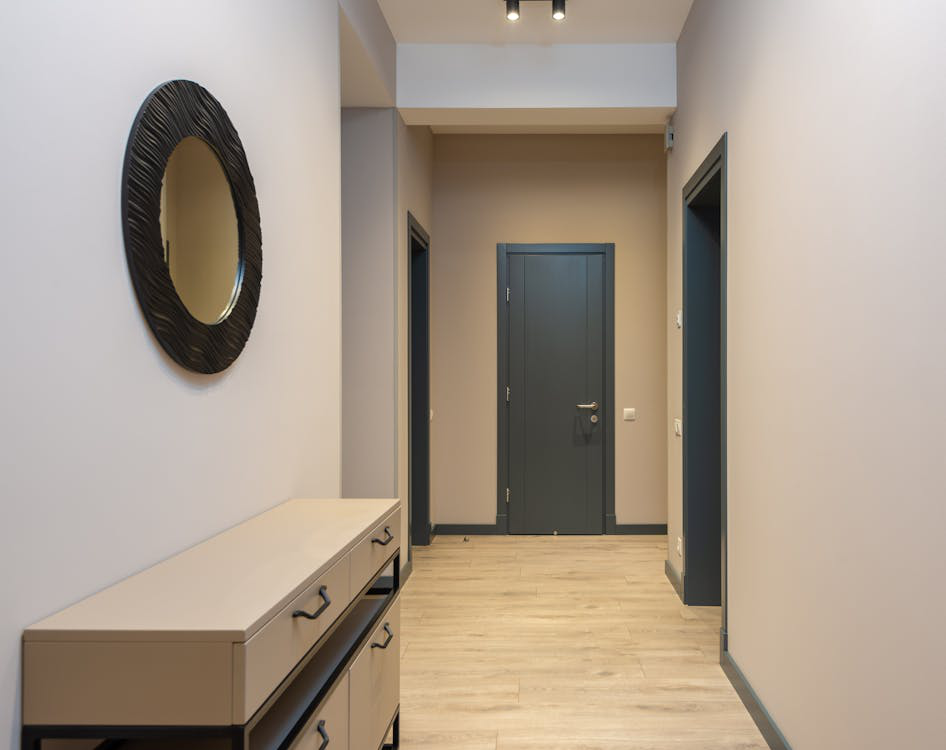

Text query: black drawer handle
(371, 623), (394, 649)
(317, 719), (330, 749)
(292, 585), (331, 620)
(371, 526), (394, 546)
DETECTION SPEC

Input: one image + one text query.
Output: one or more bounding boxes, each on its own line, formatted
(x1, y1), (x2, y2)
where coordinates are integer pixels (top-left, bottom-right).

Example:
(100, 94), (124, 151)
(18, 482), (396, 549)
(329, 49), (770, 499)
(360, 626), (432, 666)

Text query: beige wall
(338, 0), (396, 105)
(0, 1), (342, 746)
(396, 117), (434, 541)
(431, 135), (667, 525)
(668, 1), (946, 747)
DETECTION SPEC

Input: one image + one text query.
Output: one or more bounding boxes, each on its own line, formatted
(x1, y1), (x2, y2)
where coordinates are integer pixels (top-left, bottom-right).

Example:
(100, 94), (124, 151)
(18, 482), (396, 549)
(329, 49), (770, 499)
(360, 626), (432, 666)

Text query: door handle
(292, 585), (331, 620)
(576, 401), (599, 411)
(371, 526), (395, 546)
(371, 623), (394, 649)
(317, 719), (330, 749)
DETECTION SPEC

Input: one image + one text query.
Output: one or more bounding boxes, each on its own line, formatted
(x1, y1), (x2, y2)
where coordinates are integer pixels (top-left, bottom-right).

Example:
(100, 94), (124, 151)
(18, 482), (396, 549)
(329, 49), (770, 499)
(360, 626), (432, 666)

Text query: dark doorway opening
(682, 136), (727, 613)
(409, 214), (431, 547)
(497, 244), (615, 535)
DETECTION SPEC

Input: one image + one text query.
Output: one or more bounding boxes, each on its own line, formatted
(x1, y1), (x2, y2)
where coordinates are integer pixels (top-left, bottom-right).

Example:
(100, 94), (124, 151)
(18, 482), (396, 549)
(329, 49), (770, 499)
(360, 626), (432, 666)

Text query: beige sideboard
(22, 498), (402, 750)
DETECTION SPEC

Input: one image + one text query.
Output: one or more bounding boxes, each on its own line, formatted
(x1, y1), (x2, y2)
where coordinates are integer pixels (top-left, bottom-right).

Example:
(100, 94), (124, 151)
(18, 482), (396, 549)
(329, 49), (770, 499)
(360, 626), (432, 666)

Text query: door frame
(408, 212), (431, 547)
(681, 134), (728, 630)
(496, 243), (615, 534)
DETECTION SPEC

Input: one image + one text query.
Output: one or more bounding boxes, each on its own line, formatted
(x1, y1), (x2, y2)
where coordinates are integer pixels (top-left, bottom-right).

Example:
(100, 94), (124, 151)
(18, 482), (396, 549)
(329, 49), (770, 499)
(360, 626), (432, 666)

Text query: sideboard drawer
(348, 597), (400, 750)
(238, 555), (351, 722)
(22, 498), (402, 749)
(350, 510), (400, 595)
(288, 673), (349, 750)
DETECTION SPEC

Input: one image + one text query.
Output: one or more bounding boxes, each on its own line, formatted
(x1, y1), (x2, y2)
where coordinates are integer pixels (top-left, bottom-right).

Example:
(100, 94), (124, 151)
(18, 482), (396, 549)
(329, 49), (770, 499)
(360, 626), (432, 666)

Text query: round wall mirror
(160, 136), (240, 324)
(122, 80), (262, 373)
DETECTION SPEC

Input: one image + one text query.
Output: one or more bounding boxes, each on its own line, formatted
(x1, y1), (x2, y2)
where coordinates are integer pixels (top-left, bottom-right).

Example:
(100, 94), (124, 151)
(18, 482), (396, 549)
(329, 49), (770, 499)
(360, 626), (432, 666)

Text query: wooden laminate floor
(398, 535), (767, 750)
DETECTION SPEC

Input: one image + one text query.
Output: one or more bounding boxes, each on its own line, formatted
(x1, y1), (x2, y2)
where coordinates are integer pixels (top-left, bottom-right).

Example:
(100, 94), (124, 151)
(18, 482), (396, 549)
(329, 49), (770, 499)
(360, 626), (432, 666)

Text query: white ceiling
(377, 0), (693, 45)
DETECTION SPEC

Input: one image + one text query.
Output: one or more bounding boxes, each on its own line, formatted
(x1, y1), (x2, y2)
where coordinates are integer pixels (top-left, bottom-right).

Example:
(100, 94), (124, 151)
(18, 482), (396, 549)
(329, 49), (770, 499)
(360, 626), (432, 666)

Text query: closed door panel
(508, 250), (605, 534)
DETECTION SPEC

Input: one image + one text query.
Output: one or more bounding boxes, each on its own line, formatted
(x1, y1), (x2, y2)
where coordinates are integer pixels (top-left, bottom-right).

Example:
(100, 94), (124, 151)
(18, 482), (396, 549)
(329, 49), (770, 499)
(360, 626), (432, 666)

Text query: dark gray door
(506, 246), (606, 534)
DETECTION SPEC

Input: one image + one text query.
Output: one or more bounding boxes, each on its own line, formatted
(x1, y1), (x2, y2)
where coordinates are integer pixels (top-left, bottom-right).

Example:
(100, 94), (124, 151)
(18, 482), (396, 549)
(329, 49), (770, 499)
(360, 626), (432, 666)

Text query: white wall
(668, 1), (946, 747)
(0, 1), (342, 746)
(397, 43), (676, 109)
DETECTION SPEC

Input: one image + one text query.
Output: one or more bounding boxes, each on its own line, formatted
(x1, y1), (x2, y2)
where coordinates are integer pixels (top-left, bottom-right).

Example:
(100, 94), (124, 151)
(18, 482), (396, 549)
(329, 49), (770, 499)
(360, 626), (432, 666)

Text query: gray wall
(431, 135), (667, 525)
(0, 1), (342, 746)
(341, 108), (433, 563)
(667, 1), (946, 747)
(341, 108), (397, 499)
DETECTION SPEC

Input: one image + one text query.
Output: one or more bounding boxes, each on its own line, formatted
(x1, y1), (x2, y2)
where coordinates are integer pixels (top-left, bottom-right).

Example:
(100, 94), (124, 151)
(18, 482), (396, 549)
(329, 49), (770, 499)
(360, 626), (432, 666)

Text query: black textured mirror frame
(122, 80), (262, 374)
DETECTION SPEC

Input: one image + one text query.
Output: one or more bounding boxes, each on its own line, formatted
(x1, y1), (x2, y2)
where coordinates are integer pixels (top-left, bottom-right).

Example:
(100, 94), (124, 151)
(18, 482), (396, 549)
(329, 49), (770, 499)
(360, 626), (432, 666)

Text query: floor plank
(399, 535), (766, 749)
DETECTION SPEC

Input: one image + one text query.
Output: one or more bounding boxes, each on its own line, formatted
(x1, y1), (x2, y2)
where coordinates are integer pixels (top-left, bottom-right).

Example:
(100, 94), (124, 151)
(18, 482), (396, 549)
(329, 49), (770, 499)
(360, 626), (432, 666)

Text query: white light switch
(623, 408), (637, 421)
(673, 418), (683, 437)
(674, 309), (683, 329)
(429, 409), (435, 422)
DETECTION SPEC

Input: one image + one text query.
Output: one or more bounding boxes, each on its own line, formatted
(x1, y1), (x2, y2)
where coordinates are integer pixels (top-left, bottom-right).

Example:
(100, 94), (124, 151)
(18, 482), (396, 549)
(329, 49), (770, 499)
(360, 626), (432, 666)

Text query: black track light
(505, 1), (567, 24)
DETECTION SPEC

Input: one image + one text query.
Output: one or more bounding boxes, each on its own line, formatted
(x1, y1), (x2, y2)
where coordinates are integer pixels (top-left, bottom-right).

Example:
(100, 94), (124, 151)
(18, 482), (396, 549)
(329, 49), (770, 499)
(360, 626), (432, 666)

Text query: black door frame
(408, 212), (431, 547)
(496, 243), (615, 534)
(681, 134), (728, 628)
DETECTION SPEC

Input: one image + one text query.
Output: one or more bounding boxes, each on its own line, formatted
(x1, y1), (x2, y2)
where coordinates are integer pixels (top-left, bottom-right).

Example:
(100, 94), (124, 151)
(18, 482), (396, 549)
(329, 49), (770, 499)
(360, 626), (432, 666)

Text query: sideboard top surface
(24, 498), (399, 644)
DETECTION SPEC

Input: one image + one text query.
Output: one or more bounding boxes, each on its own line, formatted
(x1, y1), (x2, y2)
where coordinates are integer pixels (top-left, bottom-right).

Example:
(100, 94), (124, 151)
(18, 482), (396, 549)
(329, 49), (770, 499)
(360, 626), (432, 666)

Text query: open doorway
(409, 213), (431, 547)
(682, 135), (727, 619)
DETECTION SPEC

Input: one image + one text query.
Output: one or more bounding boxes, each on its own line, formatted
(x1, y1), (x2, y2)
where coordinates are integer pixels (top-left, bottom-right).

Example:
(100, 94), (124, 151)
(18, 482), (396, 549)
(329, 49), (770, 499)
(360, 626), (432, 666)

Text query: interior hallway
(399, 536), (767, 749)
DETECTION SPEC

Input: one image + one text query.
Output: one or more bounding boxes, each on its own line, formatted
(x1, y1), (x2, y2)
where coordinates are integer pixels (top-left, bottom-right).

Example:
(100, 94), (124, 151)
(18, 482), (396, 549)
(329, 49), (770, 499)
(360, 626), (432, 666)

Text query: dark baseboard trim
(721, 649), (791, 750)
(605, 515), (667, 535)
(610, 523), (668, 535)
(664, 559), (685, 602)
(432, 523), (503, 535)
(431, 517), (666, 536)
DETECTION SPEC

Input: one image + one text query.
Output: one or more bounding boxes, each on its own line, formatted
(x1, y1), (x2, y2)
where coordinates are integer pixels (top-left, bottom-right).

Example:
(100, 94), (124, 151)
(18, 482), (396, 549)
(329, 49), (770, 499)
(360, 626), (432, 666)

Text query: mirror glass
(159, 136), (240, 324)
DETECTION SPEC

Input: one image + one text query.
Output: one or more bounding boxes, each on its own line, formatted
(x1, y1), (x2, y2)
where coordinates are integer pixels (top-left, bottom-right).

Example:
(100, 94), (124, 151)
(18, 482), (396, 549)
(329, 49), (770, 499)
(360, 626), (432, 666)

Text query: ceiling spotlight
(506, 0), (520, 21)
(552, 0), (566, 21)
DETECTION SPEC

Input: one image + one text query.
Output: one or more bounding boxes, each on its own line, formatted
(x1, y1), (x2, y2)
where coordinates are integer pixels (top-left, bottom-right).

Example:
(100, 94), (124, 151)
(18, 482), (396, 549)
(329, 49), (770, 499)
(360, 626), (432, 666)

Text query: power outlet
(676, 537), (683, 557)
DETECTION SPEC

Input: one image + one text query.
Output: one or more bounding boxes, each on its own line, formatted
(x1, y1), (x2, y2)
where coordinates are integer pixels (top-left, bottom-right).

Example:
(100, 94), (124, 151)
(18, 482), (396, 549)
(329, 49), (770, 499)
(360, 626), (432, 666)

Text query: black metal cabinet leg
(21, 728), (41, 750)
(382, 711), (400, 749)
